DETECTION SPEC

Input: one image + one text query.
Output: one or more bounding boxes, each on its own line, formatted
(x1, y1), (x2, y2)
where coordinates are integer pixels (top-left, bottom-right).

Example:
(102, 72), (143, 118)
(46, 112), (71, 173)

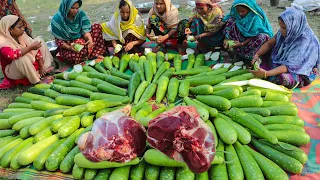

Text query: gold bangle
(264, 71), (267, 78)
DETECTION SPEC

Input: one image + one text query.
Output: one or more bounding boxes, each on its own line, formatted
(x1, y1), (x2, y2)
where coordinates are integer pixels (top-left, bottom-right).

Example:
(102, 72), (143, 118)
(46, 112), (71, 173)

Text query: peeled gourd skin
(73, 44), (84, 52)
(114, 44), (122, 54)
(187, 35), (196, 42)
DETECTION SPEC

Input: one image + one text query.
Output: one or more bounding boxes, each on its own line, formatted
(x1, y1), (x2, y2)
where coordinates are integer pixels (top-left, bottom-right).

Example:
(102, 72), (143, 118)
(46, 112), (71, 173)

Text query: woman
(101, 0), (146, 54)
(223, 0), (273, 61)
(51, 0), (106, 64)
(0, 0), (32, 36)
(185, 0), (225, 52)
(146, 0), (187, 51)
(250, 8), (320, 89)
(0, 15), (53, 89)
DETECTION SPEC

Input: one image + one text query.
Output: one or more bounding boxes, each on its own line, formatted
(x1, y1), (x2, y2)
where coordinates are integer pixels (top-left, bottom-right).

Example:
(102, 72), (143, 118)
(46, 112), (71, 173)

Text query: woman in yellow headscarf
(101, 0), (146, 54)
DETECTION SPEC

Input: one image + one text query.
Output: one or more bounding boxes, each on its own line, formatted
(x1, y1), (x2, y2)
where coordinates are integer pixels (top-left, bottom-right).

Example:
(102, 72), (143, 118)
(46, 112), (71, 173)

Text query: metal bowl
(46, 40), (58, 52)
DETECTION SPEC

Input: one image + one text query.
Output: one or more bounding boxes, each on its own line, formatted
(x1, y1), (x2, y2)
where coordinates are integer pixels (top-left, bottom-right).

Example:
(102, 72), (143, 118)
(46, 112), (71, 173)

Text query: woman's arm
(124, 39), (145, 52)
(241, 37), (254, 46)
(60, 43), (75, 51)
(251, 37), (277, 64)
(267, 65), (288, 77)
(21, 41), (41, 56)
(198, 32), (214, 38)
(83, 32), (93, 42)
(255, 37), (276, 57)
(1, 42), (41, 61)
(55, 38), (76, 51)
(157, 28), (177, 44)
(165, 28), (177, 39)
(230, 37), (254, 49)
(20, 46), (33, 56)
(112, 40), (117, 48)
(250, 65), (288, 78)
(132, 39), (145, 46)
(83, 32), (93, 47)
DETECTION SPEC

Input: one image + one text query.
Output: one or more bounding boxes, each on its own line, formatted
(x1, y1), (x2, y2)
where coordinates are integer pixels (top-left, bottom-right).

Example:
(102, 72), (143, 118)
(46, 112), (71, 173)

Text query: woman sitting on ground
(101, 0), (146, 54)
(185, 0), (225, 53)
(0, 0), (32, 37)
(50, 0), (106, 64)
(0, 15), (53, 89)
(223, 0), (273, 62)
(146, 0), (187, 52)
(250, 8), (320, 89)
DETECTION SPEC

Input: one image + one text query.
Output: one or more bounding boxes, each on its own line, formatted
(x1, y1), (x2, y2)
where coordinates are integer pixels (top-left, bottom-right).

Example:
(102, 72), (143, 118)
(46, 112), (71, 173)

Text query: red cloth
(0, 47), (39, 89)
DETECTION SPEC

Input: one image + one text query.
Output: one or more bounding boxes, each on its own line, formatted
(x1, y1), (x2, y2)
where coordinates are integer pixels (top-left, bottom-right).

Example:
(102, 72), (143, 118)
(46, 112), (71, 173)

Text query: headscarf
(148, 0), (179, 29)
(50, 0), (91, 41)
(101, 0), (146, 44)
(0, 15), (36, 59)
(195, 0), (220, 6)
(192, 0), (224, 32)
(272, 7), (320, 76)
(223, 0), (273, 38)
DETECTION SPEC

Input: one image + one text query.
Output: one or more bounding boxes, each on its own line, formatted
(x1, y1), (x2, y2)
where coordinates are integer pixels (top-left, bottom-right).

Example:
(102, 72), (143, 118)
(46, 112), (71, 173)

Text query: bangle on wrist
(264, 71), (267, 78)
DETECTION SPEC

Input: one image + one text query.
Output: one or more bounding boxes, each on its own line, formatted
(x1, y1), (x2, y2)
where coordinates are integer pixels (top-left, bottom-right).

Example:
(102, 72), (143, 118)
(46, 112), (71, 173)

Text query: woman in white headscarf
(146, 0), (188, 51)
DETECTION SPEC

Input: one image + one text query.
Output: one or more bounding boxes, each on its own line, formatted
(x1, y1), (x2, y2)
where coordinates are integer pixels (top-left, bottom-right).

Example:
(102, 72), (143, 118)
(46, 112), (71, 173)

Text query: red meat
(77, 105), (147, 163)
(147, 106), (215, 173)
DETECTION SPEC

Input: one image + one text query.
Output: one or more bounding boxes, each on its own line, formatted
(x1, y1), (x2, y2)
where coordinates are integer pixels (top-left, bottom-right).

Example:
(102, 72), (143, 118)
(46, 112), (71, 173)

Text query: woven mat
(289, 93), (320, 180)
(1, 48), (320, 179)
(293, 78), (320, 93)
(0, 165), (73, 180)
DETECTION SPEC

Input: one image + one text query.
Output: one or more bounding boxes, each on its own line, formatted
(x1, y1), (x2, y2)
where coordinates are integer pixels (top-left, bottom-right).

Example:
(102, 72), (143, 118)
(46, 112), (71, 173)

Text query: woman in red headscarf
(185, 0), (225, 53)
(146, 0), (188, 52)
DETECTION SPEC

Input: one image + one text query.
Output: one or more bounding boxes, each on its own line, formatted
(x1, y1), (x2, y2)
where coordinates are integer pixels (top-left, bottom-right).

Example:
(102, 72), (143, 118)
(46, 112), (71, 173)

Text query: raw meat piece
(147, 106), (215, 173)
(78, 105), (147, 162)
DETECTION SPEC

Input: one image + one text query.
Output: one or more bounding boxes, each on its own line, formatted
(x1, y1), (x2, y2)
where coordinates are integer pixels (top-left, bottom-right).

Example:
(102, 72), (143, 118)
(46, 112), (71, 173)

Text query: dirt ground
(0, 0), (319, 109)
(15, 0), (320, 41)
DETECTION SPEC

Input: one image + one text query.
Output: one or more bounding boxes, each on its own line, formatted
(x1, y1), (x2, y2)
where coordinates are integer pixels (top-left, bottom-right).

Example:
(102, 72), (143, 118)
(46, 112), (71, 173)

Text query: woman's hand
(125, 42), (135, 52)
(85, 39), (94, 49)
(195, 33), (206, 41)
(156, 35), (168, 44)
(39, 66), (46, 77)
(30, 41), (42, 51)
(230, 41), (242, 49)
(185, 28), (192, 35)
(68, 44), (78, 53)
(146, 33), (152, 40)
(250, 67), (268, 78)
(251, 54), (260, 65)
(223, 39), (229, 49)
